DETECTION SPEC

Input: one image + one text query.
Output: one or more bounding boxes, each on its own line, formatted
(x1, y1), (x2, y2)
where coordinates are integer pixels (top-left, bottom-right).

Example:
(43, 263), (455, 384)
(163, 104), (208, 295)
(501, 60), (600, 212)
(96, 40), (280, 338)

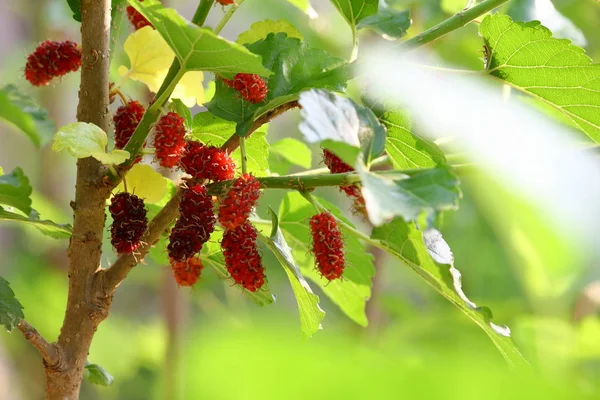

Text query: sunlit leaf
(114, 164), (169, 204)
(237, 20), (303, 45)
(269, 138), (312, 174)
(480, 14), (600, 142)
(52, 122), (130, 165)
(0, 276), (24, 332)
(0, 85), (54, 147)
(285, 0), (318, 18)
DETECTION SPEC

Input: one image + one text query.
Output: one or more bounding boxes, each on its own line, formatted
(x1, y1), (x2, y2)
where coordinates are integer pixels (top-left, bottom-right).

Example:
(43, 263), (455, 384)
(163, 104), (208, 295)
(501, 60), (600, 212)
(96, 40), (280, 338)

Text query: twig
(17, 321), (60, 366)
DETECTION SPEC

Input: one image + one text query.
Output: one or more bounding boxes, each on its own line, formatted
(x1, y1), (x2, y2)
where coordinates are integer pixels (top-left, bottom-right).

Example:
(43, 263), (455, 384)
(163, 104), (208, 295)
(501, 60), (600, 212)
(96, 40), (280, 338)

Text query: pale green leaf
(480, 14), (600, 142)
(258, 208), (324, 337)
(278, 192), (374, 326)
(269, 138), (312, 171)
(285, 0), (317, 17)
(190, 112), (269, 176)
(371, 218), (528, 367)
(0, 85), (54, 147)
(237, 20), (303, 45)
(356, 9), (411, 39)
(84, 362), (115, 386)
(127, 0), (270, 76)
(0, 276), (24, 332)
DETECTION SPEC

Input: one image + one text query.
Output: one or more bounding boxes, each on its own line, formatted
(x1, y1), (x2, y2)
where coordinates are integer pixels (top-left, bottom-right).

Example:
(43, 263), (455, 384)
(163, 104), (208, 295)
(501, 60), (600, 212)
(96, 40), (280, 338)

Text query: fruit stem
(239, 136), (248, 174)
(192, 0), (215, 25)
(214, 0), (245, 35)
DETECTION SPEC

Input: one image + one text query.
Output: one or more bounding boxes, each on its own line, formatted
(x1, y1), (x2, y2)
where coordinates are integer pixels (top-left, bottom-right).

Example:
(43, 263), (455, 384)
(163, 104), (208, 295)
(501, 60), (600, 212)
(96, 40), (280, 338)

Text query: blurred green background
(1, 0), (600, 398)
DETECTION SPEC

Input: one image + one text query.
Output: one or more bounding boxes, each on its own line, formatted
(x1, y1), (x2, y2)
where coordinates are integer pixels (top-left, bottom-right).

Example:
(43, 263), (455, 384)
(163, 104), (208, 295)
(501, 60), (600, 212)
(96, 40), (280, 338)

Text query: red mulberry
(309, 212), (345, 281)
(126, 0), (153, 30)
(154, 112), (186, 168)
(167, 184), (216, 262)
(109, 192), (148, 254)
(223, 74), (268, 103)
(171, 256), (203, 287)
(24, 40), (82, 86)
(113, 100), (145, 149)
(216, 0), (235, 5)
(221, 221), (265, 292)
(322, 149), (366, 214)
(218, 174), (261, 230)
(179, 140), (236, 182)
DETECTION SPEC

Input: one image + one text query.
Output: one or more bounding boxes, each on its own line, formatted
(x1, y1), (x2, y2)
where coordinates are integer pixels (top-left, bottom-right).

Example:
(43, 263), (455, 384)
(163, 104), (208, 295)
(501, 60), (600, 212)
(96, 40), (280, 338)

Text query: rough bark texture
(44, 0), (112, 398)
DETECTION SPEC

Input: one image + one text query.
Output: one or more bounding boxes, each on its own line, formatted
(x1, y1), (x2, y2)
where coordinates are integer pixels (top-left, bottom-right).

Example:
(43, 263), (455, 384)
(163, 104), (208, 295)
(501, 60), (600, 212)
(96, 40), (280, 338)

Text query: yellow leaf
(172, 71), (205, 107)
(114, 164), (168, 204)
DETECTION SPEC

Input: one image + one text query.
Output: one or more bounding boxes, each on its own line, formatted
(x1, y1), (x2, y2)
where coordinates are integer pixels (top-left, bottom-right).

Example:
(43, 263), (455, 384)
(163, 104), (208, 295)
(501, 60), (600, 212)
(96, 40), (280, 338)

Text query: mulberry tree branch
(17, 320), (60, 367)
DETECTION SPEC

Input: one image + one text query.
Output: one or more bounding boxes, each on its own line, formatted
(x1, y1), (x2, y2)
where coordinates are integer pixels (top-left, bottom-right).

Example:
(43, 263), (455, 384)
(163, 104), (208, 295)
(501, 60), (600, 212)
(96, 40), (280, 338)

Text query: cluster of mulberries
(223, 73), (268, 103)
(109, 192), (148, 254)
(24, 40), (81, 86)
(309, 212), (345, 281)
(113, 100), (146, 150)
(154, 112), (187, 168)
(179, 141), (236, 182)
(126, 0), (153, 30)
(218, 174), (261, 230)
(322, 149), (365, 214)
(171, 256), (204, 287)
(221, 221), (265, 292)
(167, 184), (216, 263)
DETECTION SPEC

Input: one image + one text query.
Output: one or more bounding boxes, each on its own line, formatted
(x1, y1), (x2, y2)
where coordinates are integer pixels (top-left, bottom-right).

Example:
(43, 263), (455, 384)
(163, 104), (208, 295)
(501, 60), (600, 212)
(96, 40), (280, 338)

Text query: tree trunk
(43, 0), (112, 398)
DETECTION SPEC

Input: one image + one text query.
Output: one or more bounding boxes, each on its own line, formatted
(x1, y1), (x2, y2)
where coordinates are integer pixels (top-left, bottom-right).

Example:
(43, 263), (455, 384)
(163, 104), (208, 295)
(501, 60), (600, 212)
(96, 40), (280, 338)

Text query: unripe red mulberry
(218, 174), (261, 230)
(113, 100), (145, 149)
(109, 192), (148, 254)
(222, 73), (268, 103)
(154, 112), (186, 168)
(179, 140), (236, 182)
(221, 221), (265, 292)
(126, 0), (153, 30)
(322, 149), (366, 214)
(24, 40), (81, 86)
(309, 212), (345, 281)
(167, 184), (216, 262)
(171, 256), (203, 287)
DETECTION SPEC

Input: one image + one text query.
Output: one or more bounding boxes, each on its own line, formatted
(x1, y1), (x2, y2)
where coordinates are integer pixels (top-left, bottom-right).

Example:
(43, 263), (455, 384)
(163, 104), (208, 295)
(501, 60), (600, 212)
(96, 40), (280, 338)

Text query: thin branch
(17, 320), (60, 366)
(402, 0), (509, 48)
(214, 0), (246, 35)
(98, 100), (299, 293)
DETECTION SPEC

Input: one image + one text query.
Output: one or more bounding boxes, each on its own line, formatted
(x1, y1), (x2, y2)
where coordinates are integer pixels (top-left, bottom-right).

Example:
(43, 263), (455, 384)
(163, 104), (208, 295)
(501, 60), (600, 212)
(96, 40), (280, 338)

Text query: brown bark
(43, 0), (112, 398)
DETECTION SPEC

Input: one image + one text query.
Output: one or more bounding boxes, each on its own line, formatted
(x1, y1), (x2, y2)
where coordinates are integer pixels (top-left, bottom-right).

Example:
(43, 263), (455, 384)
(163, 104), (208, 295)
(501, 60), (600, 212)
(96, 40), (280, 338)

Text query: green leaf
(0, 276), (24, 332)
(0, 208), (72, 239)
(52, 122), (130, 165)
(257, 208), (324, 337)
(372, 106), (446, 169)
(206, 33), (348, 136)
(237, 20), (303, 45)
(278, 192), (374, 326)
(480, 14), (600, 142)
(0, 167), (33, 216)
(269, 138), (312, 174)
(330, 0), (378, 36)
(285, 0), (317, 17)
(169, 99), (193, 130)
(84, 362), (115, 386)
(371, 219), (528, 367)
(190, 112), (269, 176)
(357, 165), (461, 226)
(0, 85), (54, 147)
(299, 89), (386, 164)
(127, 0), (270, 76)
(356, 9), (411, 39)
(66, 0), (81, 21)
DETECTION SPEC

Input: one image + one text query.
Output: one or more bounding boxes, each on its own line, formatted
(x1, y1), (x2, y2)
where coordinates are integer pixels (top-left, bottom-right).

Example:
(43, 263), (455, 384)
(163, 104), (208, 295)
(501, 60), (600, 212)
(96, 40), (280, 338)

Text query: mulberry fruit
(218, 174), (261, 230)
(126, 0), (153, 30)
(179, 140), (236, 182)
(221, 221), (265, 292)
(223, 73), (268, 103)
(309, 212), (345, 281)
(154, 112), (186, 168)
(322, 149), (365, 214)
(24, 40), (82, 86)
(109, 192), (148, 254)
(216, 0), (235, 5)
(113, 101), (145, 150)
(167, 184), (216, 262)
(171, 256), (204, 286)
